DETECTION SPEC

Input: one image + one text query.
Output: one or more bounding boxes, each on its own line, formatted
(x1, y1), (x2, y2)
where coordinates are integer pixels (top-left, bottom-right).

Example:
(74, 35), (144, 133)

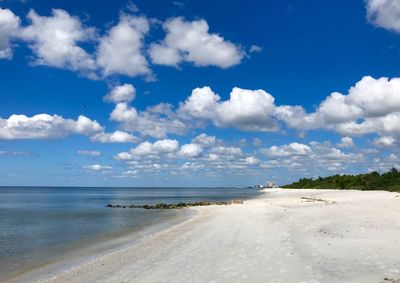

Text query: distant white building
(252, 181), (278, 189)
(265, 182), (278, 188)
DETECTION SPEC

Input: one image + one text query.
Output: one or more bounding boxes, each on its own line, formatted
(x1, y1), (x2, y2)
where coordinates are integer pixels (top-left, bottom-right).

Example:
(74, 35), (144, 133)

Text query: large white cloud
(110, 102), (186, 138)
(366, 0), (400, 32)
(96, 15), (151, 78)
(0, 8), (20, 59)
(216, 88), (278, 131)
(275, 92), (363, 131)
(261, 142), (312, 158)
(344, 76), (400, 117)
(178, 87), (220, 122)
(20, 9), (96, 74)
(276, 76), (400, 142)
(110, 102), (138, 122)
(114, 139), (179, 160)
(178, 143), (203, 158)
(178, 87), (278, 131)
(0, 114), (102, 139)
(107, 86), (280, 139)
(334, 113), (400, 137)
(149, 17), (244, 68)
(317, 92), (363, 124)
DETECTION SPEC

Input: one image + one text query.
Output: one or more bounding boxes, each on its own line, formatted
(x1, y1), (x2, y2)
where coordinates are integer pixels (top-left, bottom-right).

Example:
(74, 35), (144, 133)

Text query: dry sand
(17, 189), (400, 283)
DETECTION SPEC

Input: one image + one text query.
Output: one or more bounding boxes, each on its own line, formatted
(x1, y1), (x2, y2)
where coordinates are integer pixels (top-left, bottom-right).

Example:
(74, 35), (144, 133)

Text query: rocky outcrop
(105, 200), (242, 209)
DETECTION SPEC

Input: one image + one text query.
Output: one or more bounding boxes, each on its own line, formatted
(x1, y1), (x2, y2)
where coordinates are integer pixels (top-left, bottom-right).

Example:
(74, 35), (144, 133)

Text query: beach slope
(38, 189), (400, 283)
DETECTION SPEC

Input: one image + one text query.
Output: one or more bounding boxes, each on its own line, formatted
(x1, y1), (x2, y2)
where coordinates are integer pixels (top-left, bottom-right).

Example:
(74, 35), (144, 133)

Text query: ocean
(0, 186), (260, 281)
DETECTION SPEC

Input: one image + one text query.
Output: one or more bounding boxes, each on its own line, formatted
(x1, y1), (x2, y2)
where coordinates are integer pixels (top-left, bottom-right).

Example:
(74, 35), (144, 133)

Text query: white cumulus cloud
(115, 139), (179, 160)
(0, 114), (102, 139)
(337, 136), (355, 148)
(110, 102), (186, 138)
(276, 76), (400, 142)
(104, 84), (136, 104)
(215, 87), (277, 131)
(261, 142), (312, 158)
(179, 143), (203, 158)
(149, 17), (244, 68)
(133, 139), (179, 155)
(178, 86), (221, 121)
(20, 9), (96, 74)
(366, 0), (400, 32)
(373, 136), (396, 147)
(91, 131), (138, 143)
(178, 87), (278, 131)
(0, 7), (20, 59)
(96, 14), (151, 78)
(1, 7), (252, 79)
(192, 133), (216, 147)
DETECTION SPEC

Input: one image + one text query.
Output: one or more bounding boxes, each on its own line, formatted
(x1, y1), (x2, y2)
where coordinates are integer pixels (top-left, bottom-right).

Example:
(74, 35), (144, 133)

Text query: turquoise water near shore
(0, 186), (260, 281)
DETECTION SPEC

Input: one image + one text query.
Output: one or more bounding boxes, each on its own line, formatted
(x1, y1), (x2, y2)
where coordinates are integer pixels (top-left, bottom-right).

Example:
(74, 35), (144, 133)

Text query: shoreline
(6, 208), (196, 283)
(5, 190), (259, 283)
(2, 187), (261, 283)
(8, 189), (400, 282)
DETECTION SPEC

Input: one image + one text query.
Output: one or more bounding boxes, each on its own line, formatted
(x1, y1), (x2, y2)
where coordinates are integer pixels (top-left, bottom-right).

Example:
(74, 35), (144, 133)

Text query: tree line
(282, 168), (400, 192)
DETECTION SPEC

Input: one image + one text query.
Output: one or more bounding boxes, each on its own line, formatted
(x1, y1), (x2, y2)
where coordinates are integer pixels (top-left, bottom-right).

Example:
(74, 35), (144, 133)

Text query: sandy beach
(13, 189), (400, 283)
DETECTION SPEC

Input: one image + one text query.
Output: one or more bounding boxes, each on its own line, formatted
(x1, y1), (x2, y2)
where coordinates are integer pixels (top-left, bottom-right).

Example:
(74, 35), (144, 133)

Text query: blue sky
(1, 0), (400, 186)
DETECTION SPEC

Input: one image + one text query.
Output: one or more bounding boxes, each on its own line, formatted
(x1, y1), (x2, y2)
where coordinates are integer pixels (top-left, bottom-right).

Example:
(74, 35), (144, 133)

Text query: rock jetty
(106, 200), (243, 209)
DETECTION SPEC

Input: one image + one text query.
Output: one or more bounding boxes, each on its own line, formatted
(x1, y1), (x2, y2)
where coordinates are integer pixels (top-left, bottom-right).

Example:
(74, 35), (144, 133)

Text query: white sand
(20, 189), (400, 282)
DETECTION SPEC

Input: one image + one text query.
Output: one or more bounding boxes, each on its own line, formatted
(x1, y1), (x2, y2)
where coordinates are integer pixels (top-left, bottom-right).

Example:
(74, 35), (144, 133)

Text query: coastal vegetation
(283, 168), (400, 192)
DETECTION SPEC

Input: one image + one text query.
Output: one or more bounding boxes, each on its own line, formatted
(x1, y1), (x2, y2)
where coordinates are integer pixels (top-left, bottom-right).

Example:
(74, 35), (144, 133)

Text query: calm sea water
(0, 186), (260, 280)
